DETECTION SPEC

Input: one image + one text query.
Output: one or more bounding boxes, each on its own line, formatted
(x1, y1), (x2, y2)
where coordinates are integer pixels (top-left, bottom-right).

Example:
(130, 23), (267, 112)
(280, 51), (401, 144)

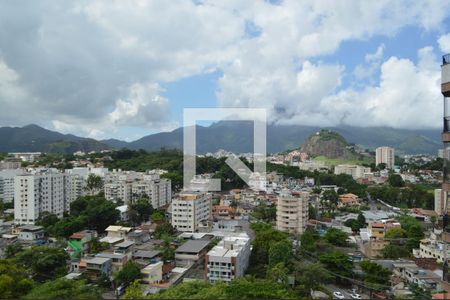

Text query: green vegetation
(246, 223), (289, 277)
(313, 155), (373, 167)
(367, 184), (434, 209)
(382, 215), (424, 259)
(251, 202), (277, 222)
(128, 198), (153, 226)
(360, 260), (391, 289)
(324, 228), (348, 247)
(40, 195), (120, 238)
(0, 259), (34, 299)
(16, 246), (69, 282)
(23, 278), (101, 300)
(114, 261), (142, 287)
(125, 278), (296, 299)
(344, 213), (366, 232)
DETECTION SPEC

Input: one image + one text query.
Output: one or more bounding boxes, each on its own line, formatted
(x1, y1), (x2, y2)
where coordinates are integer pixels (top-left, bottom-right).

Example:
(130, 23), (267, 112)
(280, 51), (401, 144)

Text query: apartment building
(171, 192), (212, 232)
(206, 234), (251, 283)
(0, 169), (24, 202)
(14, 170), (67, 225)
(276, 190), (309, 235)
(334, 164), (371, 180)
(104, 171), (171, 208)
(0, 158), (21, 170)
(376, 146), (395, 169)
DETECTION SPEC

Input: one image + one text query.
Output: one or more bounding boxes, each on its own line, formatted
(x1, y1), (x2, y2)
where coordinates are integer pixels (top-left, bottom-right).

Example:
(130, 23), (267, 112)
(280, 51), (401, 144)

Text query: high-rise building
(441, 53), (450, 282)
(276, 190), (309, 235)
(376, 146), (395, 169)
(14, 170), (67, 225)
(171, 192), (212, 232)
(206, 234), (251, 283)
(0, 169), (24, 202)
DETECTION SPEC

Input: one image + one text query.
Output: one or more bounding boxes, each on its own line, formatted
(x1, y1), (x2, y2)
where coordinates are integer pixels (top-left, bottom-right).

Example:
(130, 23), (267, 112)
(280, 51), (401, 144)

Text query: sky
(1, 0), (450, 141)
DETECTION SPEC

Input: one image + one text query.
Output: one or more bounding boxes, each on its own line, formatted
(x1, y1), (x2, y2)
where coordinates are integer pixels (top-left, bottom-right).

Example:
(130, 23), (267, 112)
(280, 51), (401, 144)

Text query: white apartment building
(206, 234), (251, 283)
(417, 237), (450, 263)
(0, 169), (24, 202)
(65, 174), (87, 204)
(14, 170), (67, 225)
(131, 177), (171, 208)
(434, 189), (445, 216)
(334, 164), (371, 180)
(171, 192), (212, 232)
(104, 171), (171, 208)
(104, 181), (132, 204)
(276, 190), (309, 235)
(376, 146), (395, 169)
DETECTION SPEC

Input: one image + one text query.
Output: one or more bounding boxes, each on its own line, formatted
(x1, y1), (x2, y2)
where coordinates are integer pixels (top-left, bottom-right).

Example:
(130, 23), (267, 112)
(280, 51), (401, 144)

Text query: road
(326, 284), (370, 299)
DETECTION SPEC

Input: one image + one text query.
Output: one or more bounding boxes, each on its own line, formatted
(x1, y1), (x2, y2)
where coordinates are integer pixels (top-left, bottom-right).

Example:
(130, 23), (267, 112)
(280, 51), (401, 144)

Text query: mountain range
(0, 123), (442, 155)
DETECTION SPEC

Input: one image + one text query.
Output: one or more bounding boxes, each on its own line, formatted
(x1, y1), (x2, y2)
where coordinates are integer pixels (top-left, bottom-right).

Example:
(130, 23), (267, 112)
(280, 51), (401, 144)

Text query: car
(333, 291), (345, 299)
(350, 293), (362, 299)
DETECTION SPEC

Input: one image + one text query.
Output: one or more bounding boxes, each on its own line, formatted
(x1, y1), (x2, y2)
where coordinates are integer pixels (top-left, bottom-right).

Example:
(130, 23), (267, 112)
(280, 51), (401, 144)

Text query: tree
(16, 246), (69, 282)
(268, 240), (293, 269)
(324, 228), (348, 247)
(266, 262), (289, 286)
(158, 235), (176, 262)
(382, 244), (410, 259)
(123, 280), (144, 299)
(88, 237), (110, 254)
(0, 259), (34, 299)
(385, 227), (407, 239)
(294, 262), (332, 295)
(153, 222), (175, 239)
(360, 260), (391, 289)
(388, 174), (405, 187)
(318, 251), (353, 283)
(4, 243), (23, 258)
(321, 190), (338, 212)
(114, 261), (143, 288)
(23, 278), (100, 299)
(128, 199), (153, 226)
(251, 202), (277, 222)
(300, 228), (320, 254)
(85, 174), (103, 195)
(151, 211), (165, 223)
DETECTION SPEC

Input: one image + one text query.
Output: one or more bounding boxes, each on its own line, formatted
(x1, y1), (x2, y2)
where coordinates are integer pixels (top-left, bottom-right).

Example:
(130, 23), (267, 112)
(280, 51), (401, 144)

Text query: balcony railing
(444, 54), (450, 65)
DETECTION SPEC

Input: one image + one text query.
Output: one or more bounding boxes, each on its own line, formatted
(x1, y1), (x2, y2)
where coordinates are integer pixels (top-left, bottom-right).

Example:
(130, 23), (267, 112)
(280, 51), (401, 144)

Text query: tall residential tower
(441, 54), (450, 282)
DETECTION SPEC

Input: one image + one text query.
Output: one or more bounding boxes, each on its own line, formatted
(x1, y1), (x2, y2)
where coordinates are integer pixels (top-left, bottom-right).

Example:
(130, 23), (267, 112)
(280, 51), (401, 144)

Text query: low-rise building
(175, 239), (211, 267)
(338, 193), (360, 208)
(206, 234), (251, 283)
(97, 252), (128, 273)
(141, 261), (163, 284)
(16, 225), (45, 241)
(81, 257), (112, 281)
(67, 230), (97, 259)
(334, 164), (371, 180)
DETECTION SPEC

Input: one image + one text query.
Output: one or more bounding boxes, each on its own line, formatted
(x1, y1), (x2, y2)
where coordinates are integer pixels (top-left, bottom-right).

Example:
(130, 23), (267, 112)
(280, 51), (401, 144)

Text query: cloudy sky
(1, 0), (450, 141)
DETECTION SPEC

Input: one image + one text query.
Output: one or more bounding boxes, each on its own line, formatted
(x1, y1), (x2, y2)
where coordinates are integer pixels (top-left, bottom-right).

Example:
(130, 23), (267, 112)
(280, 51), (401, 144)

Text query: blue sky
(1, 1), (450, 140)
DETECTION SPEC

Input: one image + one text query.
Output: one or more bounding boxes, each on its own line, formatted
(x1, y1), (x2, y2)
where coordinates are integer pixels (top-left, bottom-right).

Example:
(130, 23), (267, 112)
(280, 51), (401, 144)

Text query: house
(338, 193), (360, 208)
(175, 239), (211, 267)
(99, 225), (132, 245)
(81, 257), (112, 281)
(368, 219), (401, 239)
(212, 205), (236, 219)
(393, 261), (442, 292)
(114, 240), (135, 260)
(141, 261), (163, 284)
(67, 230), (97, 259)
(133, 250), (161, 263)
(97, 252), (128, 272)
(127, 230), (150, 244)
(16, 225), (45, 242)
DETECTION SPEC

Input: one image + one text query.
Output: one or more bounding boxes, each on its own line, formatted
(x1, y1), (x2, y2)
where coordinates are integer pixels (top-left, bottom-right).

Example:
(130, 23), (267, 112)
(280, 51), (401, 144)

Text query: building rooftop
(207, 235), (250, 258)
(175, 239), (211, 254)
(133, 250), (160, 259)
(105, 225), (132, 232)
(18, 225), (44, 232)
(115, 240), (135, 248)
(85, 257), (111, 265)
(97, 252), (126, 260)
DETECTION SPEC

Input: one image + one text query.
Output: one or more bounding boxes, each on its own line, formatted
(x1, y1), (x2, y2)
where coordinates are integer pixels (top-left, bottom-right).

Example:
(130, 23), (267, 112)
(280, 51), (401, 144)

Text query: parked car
(333, 291), (345, 299)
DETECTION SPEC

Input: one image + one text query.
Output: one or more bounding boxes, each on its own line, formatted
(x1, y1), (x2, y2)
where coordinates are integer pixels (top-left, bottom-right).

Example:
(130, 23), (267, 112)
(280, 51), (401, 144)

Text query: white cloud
(438, 33), (450, 53)
(0, 0), (449, 138)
